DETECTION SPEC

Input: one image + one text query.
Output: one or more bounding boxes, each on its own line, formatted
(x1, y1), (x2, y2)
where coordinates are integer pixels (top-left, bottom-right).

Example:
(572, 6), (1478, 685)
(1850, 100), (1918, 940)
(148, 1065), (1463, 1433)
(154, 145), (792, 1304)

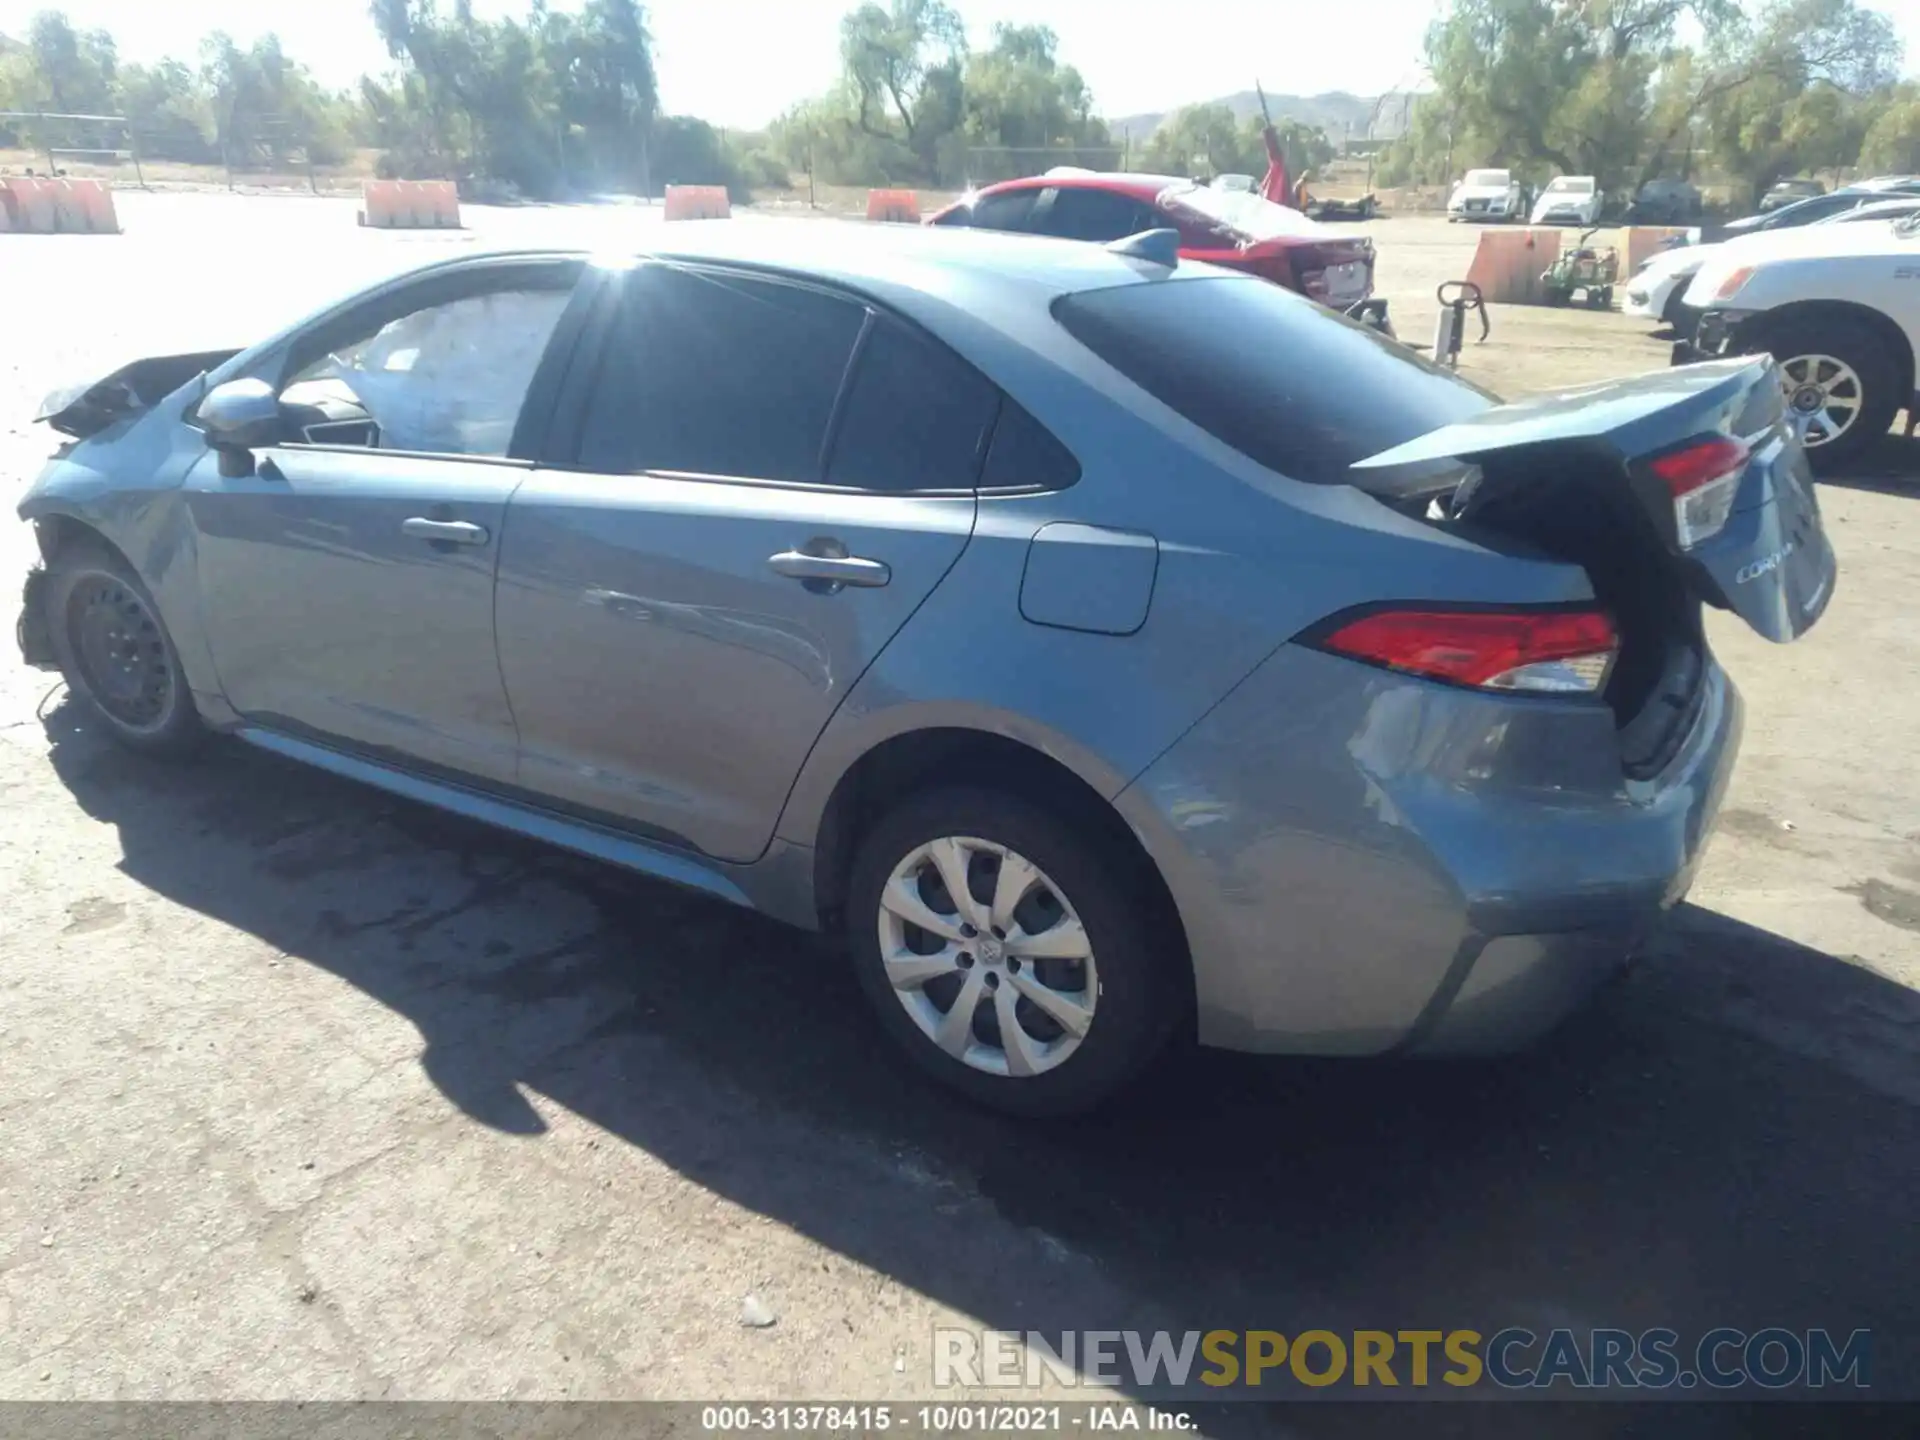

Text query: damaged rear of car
(1066, 276), (1834, 1056)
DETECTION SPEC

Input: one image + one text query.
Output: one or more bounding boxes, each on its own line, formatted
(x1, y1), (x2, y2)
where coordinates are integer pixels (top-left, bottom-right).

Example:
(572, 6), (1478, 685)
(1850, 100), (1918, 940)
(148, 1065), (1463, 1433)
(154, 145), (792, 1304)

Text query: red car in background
(927, 171), (1388, 328)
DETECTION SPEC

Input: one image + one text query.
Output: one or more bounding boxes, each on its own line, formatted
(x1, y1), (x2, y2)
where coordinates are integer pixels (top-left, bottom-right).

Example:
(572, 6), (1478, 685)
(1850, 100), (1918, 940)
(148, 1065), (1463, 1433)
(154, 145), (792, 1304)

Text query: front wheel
(44, 541), (204, 756)
(1759, 318), (1900, 475)
(846, 787), (1183, 1117)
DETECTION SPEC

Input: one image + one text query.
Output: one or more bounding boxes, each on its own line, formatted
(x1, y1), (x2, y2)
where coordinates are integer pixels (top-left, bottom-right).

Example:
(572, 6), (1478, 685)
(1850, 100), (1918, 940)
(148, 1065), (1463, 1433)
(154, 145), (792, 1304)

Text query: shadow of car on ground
(38, 700), (1920, 1435)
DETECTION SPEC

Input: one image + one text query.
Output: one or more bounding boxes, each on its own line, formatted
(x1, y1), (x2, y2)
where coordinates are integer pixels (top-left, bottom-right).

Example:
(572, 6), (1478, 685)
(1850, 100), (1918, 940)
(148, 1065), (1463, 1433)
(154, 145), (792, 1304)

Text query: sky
(2, 0), (1918, 130)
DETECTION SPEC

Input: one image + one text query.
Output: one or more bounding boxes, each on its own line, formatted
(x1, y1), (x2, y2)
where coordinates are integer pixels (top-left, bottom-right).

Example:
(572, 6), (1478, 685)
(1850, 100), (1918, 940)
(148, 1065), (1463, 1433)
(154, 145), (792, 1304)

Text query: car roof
(975, 172), (1185, 201)
(1831, 197), (1920, 220)
(615, 216), (1206, 302)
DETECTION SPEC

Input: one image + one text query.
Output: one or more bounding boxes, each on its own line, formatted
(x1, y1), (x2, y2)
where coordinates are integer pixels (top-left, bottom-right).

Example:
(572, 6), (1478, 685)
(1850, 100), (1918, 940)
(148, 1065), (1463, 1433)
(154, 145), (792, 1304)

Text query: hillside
(1108, 90), (1413, 143)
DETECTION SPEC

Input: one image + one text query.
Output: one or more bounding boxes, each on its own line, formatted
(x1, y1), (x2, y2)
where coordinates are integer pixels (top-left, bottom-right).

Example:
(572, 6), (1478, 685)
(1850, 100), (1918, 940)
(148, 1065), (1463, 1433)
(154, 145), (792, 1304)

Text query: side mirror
(199, 378), (282, 478)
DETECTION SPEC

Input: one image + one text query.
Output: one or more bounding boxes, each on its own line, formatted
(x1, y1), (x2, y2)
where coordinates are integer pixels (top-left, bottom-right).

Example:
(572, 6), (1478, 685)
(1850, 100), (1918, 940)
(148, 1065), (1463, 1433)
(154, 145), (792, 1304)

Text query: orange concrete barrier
(1464, 226), (1563, 305)
(663, 184), (731, 221)
(360, 180), (461, 229)
(67, 178), (120, 232)
(1623, 225), (1694, 276)
(3, 178), (56, 233)
(866, 188), (921, 223)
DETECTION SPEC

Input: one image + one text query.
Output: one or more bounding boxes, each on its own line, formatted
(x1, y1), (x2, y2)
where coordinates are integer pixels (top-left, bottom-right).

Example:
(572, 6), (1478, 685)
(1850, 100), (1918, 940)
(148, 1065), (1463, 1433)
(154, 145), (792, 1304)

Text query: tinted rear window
(1053, 277), (1491, 485)
(980, 401), (1080, 491)
(825, 319), (1000, 492)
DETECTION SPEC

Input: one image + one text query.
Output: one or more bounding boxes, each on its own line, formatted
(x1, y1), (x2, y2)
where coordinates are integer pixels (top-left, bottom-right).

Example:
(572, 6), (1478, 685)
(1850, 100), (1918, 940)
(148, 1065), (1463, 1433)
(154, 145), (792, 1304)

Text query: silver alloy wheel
(876, 835), (1098, 1078)
(1778, 353), (1864, 449)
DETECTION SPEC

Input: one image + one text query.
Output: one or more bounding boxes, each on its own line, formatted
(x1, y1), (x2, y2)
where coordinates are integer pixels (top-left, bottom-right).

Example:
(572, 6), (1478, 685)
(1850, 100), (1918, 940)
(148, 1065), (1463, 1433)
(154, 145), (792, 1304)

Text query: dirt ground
(3, 195), (1919, 1426)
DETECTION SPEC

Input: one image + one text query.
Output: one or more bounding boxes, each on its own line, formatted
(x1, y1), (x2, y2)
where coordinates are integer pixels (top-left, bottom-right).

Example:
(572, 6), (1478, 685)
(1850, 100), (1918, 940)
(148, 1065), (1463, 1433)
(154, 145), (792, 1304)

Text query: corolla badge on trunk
(1735, 542), (1796, 585)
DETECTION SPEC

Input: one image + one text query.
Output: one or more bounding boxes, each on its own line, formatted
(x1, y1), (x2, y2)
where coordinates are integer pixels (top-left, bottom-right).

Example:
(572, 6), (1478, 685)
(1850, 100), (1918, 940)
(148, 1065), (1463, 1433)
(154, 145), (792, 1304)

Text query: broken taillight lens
(1314, 607), (1619, 695)
(1650, 435), (1749, 548)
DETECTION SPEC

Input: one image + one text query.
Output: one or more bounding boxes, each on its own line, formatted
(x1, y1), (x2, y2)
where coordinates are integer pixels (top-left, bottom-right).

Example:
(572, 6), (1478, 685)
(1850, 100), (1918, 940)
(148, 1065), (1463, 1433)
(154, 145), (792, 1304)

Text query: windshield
(1053, 276), (1491, 486)
(1464, 170), (1509, 188)
(1546, 177), (1594, 195)
(1160, 182), (1322, 241)
(1822, 202), (1920, 225)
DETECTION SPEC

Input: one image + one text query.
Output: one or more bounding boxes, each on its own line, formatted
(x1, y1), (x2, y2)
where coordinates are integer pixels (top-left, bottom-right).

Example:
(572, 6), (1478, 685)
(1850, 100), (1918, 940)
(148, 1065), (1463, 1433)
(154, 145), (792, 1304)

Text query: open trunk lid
(1353, 357), (1835, 643)
(34, 349), (240, 439)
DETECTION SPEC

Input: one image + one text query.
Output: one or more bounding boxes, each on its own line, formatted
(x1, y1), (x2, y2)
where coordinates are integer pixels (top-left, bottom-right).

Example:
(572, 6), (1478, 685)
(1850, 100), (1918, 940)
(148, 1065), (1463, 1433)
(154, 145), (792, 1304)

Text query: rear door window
(980, 401), (1080, 491)
(824, 319), (1000, 492)
(575, 266), (866, 482)
(1035, 188), (1159, 242)
(961, 189), (1042, 232)
(1054, 276), (1491, 485)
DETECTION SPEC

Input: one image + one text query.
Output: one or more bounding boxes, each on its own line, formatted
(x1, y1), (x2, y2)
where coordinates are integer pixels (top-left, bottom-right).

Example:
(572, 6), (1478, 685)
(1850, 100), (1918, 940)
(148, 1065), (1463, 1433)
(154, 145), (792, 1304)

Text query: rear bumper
(1117, 645), (1742, 1057)
(1672, 307), (1745, 365)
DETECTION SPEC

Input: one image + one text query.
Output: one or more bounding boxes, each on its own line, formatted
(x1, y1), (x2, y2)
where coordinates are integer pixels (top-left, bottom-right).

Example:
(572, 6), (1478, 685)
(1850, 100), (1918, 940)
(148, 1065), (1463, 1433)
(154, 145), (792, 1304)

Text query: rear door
(1354, 358), (1836, 642)
(494, 264), (1000, 862)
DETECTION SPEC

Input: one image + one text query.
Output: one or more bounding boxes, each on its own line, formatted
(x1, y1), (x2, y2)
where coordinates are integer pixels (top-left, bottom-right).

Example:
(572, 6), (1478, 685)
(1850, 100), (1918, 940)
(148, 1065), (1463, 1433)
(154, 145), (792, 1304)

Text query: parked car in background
(929, 172), (1381, 318)
(17, 223), (1834, 1115)
(1626, 198), (1920, 337)
(1758, 178), (1826, 212)
(1856, 175), (1920, 192)
(1531, 175), (1603, 226)
(1721, 182), (1920, 237)
(1626, 178), (1703, 225)
(1680, 212), (1920, 470)
(1448, 168), (1526, 222)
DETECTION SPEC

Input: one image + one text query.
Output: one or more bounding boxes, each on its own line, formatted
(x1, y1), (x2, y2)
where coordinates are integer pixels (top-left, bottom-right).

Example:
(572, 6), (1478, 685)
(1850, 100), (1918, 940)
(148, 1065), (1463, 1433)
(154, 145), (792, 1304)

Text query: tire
(1757, 317), (1901, 475)
(1660, 286), (1698, 339)
(846, 786), (1184, 1117)
(43, 540), (204, 756)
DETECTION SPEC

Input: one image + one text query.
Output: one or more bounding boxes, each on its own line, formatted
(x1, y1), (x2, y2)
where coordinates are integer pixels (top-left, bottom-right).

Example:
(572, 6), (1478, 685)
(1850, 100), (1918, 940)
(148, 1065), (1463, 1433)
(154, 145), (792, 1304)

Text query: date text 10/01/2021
(700, 1406), (1195, 1432)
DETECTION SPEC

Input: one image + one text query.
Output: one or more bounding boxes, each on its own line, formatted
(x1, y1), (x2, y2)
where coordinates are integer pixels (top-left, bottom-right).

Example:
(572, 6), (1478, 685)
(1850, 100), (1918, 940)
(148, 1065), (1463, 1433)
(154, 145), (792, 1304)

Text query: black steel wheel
(45, 541), (204, 755)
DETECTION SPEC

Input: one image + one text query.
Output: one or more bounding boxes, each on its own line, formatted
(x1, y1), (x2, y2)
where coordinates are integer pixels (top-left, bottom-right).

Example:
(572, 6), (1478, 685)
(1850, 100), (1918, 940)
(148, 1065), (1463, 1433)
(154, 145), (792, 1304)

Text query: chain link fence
(1, 110), (374, 195)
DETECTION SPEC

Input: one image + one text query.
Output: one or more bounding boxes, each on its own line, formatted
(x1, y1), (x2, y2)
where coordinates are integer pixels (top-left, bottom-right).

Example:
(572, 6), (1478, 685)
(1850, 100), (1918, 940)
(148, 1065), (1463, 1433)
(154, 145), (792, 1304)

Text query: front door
(495, 263), (1003, 862)
(186, 262), (584, 782)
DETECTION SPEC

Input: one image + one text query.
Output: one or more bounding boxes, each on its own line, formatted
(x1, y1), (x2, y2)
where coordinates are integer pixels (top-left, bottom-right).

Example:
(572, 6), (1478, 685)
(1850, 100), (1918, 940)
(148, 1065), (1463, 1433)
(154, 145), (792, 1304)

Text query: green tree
(1859, 85), (1920, 175)
(838, 0), (963, 146)
(1701, 0), (1903, 202)
(24, 9), (117, 114)
(1140, 103), (1254, 177)
(118, 59), (215, 161)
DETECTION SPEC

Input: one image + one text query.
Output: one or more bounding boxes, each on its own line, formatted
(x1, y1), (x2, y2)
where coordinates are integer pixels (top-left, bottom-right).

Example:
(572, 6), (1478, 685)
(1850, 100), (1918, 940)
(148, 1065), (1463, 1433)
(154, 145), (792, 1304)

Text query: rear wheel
(1757, 317), (1900, 474)
(44, 542), (204, 756)
(846, 787), (1181, 1117)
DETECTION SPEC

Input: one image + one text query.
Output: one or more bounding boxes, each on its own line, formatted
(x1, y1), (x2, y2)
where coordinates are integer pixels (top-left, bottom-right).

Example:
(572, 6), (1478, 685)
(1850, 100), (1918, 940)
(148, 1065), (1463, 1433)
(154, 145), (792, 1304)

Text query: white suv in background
(1448, 169), (1526, 223)
(1531, 176), (1603, 226)
(1627, 199), (1920, 337)
(1679, 213), (1920, 472)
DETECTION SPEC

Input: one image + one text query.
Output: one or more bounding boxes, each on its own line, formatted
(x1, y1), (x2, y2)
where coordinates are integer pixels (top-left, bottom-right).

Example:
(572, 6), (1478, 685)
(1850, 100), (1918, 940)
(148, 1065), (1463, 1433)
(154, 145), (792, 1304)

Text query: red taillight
(1649, 435), (1748, 548)
(1651, 436), (1749, 494)
(1316, 607), (1619, 695)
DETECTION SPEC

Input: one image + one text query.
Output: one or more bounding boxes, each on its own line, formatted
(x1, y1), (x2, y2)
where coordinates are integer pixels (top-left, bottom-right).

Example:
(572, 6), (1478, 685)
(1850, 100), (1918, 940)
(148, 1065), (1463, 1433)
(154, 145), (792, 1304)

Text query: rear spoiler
(36, 349), (241, 439)
(1352, 357), (1772, 473)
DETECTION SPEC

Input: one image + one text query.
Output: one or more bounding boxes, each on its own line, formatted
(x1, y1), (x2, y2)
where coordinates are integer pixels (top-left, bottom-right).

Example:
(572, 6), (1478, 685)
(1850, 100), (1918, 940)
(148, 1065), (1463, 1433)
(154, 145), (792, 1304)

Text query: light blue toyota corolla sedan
(16, 220), (1835, 1115)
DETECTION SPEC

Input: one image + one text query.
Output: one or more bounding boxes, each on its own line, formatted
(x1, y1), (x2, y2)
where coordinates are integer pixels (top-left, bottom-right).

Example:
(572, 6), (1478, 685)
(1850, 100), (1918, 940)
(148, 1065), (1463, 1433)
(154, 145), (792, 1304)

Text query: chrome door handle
(402, 517), (490, 545)
(768, 550), (891, 589)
